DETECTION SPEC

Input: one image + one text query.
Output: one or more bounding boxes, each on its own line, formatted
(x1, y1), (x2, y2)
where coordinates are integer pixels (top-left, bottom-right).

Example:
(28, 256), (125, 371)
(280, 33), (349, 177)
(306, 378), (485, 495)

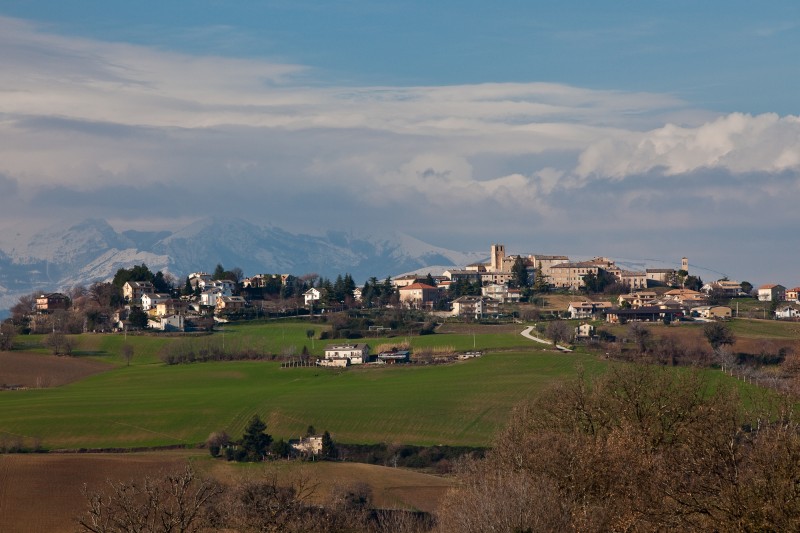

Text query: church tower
(491, 244), (505, 271)
(681, 257), (689, 273)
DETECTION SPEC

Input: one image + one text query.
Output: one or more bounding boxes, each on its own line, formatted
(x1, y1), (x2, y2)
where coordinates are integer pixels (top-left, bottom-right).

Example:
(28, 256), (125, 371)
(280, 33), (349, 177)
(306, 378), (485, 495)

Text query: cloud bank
(0, 16), (798, 283)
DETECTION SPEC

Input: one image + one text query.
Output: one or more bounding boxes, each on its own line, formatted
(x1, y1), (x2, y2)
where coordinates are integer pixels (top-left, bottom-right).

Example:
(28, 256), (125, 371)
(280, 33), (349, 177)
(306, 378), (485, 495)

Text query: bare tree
(78, 464), (223, 533)
(121, 343), (134, 366)
(545, 320), (571, 346)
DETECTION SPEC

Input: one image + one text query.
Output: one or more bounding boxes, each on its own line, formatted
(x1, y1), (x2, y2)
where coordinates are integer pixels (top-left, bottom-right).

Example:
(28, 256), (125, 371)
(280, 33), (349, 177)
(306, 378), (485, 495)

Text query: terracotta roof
(400, 283), (437, 290)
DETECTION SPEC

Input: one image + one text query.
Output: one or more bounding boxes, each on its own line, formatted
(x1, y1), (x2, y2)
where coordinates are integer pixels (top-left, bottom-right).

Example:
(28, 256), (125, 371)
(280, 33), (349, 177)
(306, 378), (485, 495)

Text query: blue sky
(0, 2), (798, 283)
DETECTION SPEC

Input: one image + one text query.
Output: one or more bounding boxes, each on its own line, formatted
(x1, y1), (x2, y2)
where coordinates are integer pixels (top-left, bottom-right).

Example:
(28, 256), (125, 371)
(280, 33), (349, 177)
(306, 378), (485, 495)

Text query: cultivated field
(0, 351), (112, 388)
(0, 451), (451, 533)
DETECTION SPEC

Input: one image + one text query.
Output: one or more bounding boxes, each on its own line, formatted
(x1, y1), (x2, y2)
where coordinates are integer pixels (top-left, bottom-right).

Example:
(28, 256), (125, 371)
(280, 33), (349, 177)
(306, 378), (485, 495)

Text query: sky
(0, 1), (798, 285)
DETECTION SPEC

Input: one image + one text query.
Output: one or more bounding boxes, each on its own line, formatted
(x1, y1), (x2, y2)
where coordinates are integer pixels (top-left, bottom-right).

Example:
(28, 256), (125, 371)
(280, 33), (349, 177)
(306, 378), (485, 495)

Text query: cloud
(575, 113), (800, 180)
(1, 14), (800, 284)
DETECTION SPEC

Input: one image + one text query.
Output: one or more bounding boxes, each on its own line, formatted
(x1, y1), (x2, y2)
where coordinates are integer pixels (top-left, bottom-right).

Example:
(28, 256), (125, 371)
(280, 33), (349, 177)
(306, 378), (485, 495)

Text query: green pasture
(727, 318), (800, 339)
(0, 350), (602, 450)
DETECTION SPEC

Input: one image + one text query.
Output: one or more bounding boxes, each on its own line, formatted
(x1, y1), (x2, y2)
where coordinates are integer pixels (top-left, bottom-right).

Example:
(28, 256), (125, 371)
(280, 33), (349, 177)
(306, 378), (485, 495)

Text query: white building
(323, 343), (370, 365)
(304, 288), (321, 306)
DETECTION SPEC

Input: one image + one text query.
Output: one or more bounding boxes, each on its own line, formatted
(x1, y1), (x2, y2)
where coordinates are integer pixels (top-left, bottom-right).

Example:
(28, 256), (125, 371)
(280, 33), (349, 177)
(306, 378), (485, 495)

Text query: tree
(438, 365), (800, 532)
(240, 415), (272, 461)
(121, 343), (134, 366)
(545, 321), (571, 346)
(628, 322), (652, 354)
(78, 464), (222, 533)
(510, 257), (529, 289)
(740, 281), (753, 295)
(45, 331), (73, 355)
(321, 431), (337, 459)
(212, 263), (226, 281)
(703, 322), (736, 352)
(127, 307), (149, 330)
(271, 439), (292, 458)
(532, 264), (549, 292)
(0, 321), (16, 351)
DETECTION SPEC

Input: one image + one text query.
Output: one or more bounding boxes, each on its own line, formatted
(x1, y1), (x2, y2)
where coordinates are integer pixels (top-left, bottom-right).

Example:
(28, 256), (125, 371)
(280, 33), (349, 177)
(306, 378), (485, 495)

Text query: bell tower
(681, 257), (689, 273)
(491, 244), (505, 271)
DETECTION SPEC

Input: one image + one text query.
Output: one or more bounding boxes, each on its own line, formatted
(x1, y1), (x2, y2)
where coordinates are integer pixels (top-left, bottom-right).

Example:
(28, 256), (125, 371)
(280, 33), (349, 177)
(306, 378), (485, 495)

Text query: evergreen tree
(240, 415), (272, 461)
(212, 263), (226, 281)
(182, 276), (193, 296)
(424, 273), (436, 287)
(510, 257), (530, 289)
(321, 430), (337, 459)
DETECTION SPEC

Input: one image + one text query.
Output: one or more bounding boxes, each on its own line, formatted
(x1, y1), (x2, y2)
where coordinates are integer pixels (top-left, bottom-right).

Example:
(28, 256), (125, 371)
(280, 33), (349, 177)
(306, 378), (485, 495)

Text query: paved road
(520, 325), (573, 352)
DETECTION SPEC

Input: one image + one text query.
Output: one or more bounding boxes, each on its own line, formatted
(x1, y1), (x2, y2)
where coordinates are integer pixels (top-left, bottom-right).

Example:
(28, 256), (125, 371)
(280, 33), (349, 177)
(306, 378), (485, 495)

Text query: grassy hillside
(0, 346), (603, 449)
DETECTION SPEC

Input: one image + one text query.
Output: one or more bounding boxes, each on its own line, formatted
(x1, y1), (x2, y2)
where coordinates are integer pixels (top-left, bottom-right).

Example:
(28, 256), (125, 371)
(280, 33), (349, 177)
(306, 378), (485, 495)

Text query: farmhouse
(618, 291), (658, 308)
(304, 288), (321, 306)
(323, 343), (370, 365)
(398, 282), (439, 308)
(122, 281), (154, 304)
(775, 306), (800, 320)
(290, 435), (323, 456)
(567, 301), (613, 319)
(35, 292), (70, 313)
(451, 295), (499, 319)
(758, 284), (786, 302)
(690, 305), (732, 320)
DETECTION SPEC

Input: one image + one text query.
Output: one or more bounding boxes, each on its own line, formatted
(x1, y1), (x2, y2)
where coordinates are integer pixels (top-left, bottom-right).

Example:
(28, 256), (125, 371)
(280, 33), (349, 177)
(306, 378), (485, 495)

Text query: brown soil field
(0, 351), (112, 389)
(208, 459), (452, 512)
(435, 322), (522, 334)
(0, 451), (452, 533)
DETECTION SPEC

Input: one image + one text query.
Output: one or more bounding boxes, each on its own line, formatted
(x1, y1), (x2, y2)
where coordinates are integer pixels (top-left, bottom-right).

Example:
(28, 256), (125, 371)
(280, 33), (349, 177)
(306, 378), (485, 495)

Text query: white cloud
(1, 13), (800, 280)
(575, 112), (800, 179)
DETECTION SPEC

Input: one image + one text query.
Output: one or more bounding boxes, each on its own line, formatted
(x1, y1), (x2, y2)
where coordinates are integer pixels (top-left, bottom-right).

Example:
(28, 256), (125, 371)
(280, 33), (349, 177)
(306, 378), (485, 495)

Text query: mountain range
(0, 217), (485, 315)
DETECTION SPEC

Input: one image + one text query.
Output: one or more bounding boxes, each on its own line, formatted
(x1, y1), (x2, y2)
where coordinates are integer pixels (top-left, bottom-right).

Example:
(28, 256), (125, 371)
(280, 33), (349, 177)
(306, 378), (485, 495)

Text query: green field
(4, 318), (786, 451)
(0, 349), (601, 449)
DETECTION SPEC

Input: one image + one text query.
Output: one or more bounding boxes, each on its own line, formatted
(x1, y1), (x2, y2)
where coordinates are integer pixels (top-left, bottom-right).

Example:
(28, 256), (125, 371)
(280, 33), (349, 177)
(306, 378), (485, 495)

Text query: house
(148, 314), (185, 332)
(615, 270), (648, 290)
(390, 274), (422, 289)
(304, 288), (321, 306)
(645, 268), (676, 287)
(548, 257), (616, 290)
(574, 323), (595, 339)
(662, 288), (707, 307)
(35, 292), (70, 313)
(567, 301), (613, 319)
(122, 281), (155, 303)
(323, 343), (370, 365)
(352, 287), (362, 301)
(758, 284), (786, 302)
(443, 270), (482, 283)
(702, 280), (745, 297)
(140, 293), (171, 311)
(188, 272), (212, 289)
(775, 306), (800, 320)
(200, 290), (222, 307)
(215, 296), (246, 314)
(155, 299), (188, 317)
(618, 291), (658, 308)
(398, 283), (439, 308)
(198, 279), (235, 296)
(290, 435), (323, 456)
(785, 287), (800, 302)
(690, 305), (732, 319)
(451, 295), (499, 319)
(604, 306), (682, 324)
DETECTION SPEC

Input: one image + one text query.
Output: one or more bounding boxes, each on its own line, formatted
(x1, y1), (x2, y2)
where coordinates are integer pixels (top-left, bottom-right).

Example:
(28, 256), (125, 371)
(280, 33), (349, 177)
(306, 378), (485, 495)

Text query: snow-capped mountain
(0, 217), (484, 314)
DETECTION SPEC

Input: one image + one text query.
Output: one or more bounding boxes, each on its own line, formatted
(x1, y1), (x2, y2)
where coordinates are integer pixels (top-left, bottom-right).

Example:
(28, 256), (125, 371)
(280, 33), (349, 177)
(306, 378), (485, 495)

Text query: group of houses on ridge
(29, 242), (800, 331)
